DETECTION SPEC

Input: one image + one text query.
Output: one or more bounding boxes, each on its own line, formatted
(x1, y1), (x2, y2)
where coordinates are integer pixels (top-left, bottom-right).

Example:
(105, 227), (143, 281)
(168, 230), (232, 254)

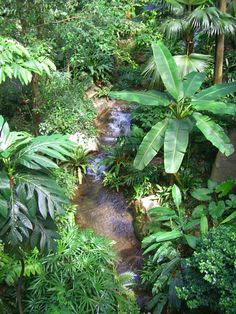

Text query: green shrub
(39, 72), (96, 136)
(177, 226), (236, 314)
(24, 221), (139, 314)
(131, 105), (166, 132)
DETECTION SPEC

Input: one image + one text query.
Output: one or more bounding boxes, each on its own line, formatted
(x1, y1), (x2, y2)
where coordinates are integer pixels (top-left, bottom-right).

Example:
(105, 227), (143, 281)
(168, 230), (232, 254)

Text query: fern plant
(24, 222), (139, 314)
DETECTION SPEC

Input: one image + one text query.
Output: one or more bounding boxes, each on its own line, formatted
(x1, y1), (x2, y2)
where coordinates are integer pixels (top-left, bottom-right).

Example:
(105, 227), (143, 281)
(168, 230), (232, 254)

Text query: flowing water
(74, 106), (141, 273)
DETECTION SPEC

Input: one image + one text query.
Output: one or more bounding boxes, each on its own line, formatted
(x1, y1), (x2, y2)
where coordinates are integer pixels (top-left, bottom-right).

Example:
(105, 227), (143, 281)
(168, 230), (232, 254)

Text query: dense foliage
(0, 0), (235, 313)
(177, 226), (236, 314)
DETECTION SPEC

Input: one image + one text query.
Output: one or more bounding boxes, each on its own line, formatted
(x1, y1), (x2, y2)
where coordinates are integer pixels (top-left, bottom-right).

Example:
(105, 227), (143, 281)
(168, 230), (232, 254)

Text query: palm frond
(188, 6), (236, 35)
(174, 53), (212, 78)
(161, 19), (186, 40)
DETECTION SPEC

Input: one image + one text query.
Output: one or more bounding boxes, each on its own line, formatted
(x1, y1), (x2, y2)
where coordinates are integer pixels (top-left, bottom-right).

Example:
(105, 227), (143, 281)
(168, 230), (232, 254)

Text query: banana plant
(110, 41), (236, 173)
(0, 115), (76, 253)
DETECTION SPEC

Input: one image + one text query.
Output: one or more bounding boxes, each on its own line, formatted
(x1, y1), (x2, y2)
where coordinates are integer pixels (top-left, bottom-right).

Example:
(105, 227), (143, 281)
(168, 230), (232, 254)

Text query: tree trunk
(214, 0), (227, 84)
(16, 258), (25, 314)
(32, 73), (41, 134)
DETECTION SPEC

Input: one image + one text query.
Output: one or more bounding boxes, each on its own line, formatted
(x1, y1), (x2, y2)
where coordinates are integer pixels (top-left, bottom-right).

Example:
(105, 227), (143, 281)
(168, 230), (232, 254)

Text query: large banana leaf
(109, 90), (169, 106)
(183, 71), (205, 97)
(14, 135), (76, 170)
(193, 82), (236, 101)
(174, 53), (211, 78)
(152, 41), (183, 101)
(164, 118), (190, 173)
(134, 119), (169, 170)
(192, 100), (236, 115)
(193, 113), (234, 156)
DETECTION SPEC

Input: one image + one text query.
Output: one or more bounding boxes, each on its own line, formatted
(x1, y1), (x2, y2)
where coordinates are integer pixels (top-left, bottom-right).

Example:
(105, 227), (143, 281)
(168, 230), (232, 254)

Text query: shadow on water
(74, 106), (142, 273)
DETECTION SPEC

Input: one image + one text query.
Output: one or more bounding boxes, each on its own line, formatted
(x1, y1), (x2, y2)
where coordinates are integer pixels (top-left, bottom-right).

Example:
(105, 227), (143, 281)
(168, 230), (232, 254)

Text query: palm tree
(110, 41), (236, 174)
(142, 0), (236, 83)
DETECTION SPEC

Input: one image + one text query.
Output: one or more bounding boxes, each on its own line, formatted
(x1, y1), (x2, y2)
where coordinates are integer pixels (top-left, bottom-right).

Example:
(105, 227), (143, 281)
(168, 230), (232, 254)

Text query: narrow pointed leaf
(134, 119), (168, 170)
(221, 210), (236, 224)
(193, 113), (234, 156)
(164, 118), (190, 173)
(152, 41), (183, 101)
(200, 215), (208, 236)
(193, 82), (236, 101)
(184, 234), (198, 249)
(109, 90), (169, 106)
(183, 71), (205, 97)
(172, 184), (182, 208)
(192, 100), (236, 115)
(154, 230), (182, 243)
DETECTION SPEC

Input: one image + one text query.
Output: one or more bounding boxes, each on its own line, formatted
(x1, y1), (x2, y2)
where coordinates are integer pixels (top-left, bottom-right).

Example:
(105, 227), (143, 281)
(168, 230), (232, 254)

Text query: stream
(74, 106), (142, 273)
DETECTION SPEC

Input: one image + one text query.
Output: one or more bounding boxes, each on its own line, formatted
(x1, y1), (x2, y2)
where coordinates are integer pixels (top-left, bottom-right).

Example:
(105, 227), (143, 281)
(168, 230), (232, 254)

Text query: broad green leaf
(172, 184), (182, 208)
(0, 198), (8, 218)
(183, 71), (205, 97)
(193, 113), (234, 157)
(134, 119), (168, 170)
(221, 210), (236, 224)
(16, 173), (69, 219)
(193, 82), (236, 101)
(164, 118), (190, 173)
(109, 90), (169, 106)
(209, 201), (226, 219)
(152, 41), (183, 101)
(192, 205), (206, 218)
(154, 230), (182, 243)
(183, 219), (200, 230)
(174, 54), (211, 79)
(207, 179), (218, 190)
(200, 215), (208, 236)
(191, 188), (212, 201)
(148, 207), (174, 216)
(143, 242), (161, 255)
(184, 234), (198, 249)
(215, 179), (236, 197)
(192, 100), (236, 115)
(15, 135), (76, 170)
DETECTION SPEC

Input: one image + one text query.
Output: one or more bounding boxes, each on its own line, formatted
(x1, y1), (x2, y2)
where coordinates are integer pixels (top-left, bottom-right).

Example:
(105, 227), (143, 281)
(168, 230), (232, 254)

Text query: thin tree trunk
(32, 73), (41, 134)
(214, 0), (227, 84)
(16, 258), (25, 314)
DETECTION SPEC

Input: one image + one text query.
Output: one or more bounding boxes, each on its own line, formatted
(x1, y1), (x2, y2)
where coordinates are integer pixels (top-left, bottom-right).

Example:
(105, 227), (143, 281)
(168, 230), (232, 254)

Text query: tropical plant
(177, 225), (236, 314)
(142, 0), (236, 83)
(143, 184), (200, 250)
(0, 37), (56, 85)
(110, 41), (236, 174)
(191, 179), (236, 231)
(140, 184), (201, 313)
(0, 115), (76, 313)
(58, 146), (89, 184)
(0, 115), (77, 253)
(39, 73), (96, 136)
(24, 220), (139, 314)
(141, 243), (184, 314)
